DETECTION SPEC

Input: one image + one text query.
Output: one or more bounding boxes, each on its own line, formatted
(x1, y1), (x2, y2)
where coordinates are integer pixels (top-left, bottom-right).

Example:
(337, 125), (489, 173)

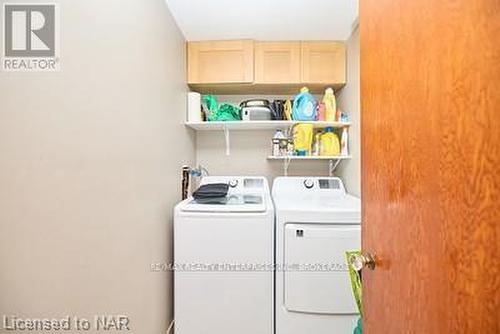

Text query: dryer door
(283, 223), (360, 314)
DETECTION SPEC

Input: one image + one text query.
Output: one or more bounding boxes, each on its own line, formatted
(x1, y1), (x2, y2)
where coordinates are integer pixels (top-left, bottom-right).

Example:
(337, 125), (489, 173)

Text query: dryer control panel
(318, 179), (341, 189)
(274, 177), (346, 195)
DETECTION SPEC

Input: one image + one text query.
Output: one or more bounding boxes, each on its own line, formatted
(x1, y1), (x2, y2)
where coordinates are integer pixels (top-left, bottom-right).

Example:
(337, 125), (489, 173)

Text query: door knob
(350, 253), (376, 271)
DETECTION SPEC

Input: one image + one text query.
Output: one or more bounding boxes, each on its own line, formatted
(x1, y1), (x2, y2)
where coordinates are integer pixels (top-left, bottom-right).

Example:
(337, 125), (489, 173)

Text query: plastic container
(293, 123), (314, 155)
(292, 87), (317, 121)
(272, 129), (286, 156)
(312, 130), (322, 156)
(187, 92), (202, 122)
(340, 127), (349, 156)
(317, 103), (326, 121)
(287, 138), (294, 156)
(320, 127), (340, 156)
(322, 88), (337, 122)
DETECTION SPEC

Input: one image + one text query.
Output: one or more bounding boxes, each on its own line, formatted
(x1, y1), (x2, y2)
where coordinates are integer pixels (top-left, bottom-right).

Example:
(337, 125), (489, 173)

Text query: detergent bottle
(320, 127), (340, 156)
(340, 127), (349, 156)
(284, 100), (293, 121)
(293, 123), (314, 155)
(292, 87), (317, 121)
(312, 130), (322, 156)
(322, 88), (337, 122)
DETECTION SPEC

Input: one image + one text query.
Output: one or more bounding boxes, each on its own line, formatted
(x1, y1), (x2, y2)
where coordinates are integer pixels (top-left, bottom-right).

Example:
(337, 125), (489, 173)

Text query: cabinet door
(301, 42), (346, 84)
(254, 42), (301, 84)
(187, 40), (254, 84)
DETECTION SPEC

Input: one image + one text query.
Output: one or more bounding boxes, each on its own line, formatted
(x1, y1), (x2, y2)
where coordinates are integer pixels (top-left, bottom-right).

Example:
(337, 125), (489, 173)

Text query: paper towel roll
(187, 92), (202, 122)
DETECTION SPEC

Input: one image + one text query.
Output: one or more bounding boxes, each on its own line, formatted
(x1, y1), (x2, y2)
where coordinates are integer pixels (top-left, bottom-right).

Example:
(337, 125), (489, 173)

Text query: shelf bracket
(223, 124), (230, 156)
(283, 156), (292, 176)
(328, 159), (341, 176)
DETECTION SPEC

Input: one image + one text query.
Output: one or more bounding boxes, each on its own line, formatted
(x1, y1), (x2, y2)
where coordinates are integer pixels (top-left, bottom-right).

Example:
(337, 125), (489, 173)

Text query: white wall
(166, 0), (358, 41)
(0, 1), (193, 333)
(337, 26), (361, 196)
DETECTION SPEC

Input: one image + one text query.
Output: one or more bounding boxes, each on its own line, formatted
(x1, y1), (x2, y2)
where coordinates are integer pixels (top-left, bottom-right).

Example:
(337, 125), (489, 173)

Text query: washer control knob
(303, 179), (314, 189)
(229, 179), (239, 188)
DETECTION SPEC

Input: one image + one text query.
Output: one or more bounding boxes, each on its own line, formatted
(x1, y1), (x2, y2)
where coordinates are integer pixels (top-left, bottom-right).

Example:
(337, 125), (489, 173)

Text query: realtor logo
(2, 3), (59, 71)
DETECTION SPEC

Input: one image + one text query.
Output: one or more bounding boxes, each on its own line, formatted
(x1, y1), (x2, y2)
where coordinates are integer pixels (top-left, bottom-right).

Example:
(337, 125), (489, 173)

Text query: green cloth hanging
(346, 250), (363, 334)
(202, 95), (240, 121)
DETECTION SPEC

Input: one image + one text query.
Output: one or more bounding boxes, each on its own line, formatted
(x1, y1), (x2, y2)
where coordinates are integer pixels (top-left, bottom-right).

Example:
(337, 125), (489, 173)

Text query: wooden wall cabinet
(301, 42), (346, 84)
(254, 42), (301, 84)
(187, 40), (254, 84)
(187, 40), (346, 93)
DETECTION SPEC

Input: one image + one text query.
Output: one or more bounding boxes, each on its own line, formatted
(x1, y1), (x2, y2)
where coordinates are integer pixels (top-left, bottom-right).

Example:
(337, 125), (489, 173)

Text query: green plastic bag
(202, 95), (240, 121)
(346, 250), (363, 334)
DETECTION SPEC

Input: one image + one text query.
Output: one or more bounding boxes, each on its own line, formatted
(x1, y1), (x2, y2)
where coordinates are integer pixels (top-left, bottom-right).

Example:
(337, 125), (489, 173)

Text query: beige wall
(337, 26), (361, 196)
(196, 130), (328, 183)
(0, 1), (193, 333)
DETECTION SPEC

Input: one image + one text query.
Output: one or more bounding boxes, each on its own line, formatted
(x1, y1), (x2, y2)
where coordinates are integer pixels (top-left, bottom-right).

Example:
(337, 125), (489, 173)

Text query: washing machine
(174, 176), (274, 334)
(272, 177), (361, 334)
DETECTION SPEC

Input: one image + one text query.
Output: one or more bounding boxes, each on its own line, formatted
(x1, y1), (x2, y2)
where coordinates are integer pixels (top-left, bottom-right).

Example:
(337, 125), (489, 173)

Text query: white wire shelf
(185, 120), (351, 131)
(267, 155), (352, 160)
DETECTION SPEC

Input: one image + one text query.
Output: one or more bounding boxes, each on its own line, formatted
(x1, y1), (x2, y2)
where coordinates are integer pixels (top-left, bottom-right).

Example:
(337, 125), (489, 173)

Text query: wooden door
(301, 42), (346, 84)
(187, 40), (254, 84)
(254, 42), (301, 84)
(361, 0), (499, 333)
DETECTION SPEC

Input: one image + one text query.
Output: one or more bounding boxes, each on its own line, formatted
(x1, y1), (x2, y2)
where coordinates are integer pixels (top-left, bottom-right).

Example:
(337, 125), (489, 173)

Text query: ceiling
(165, 0), (358, 41)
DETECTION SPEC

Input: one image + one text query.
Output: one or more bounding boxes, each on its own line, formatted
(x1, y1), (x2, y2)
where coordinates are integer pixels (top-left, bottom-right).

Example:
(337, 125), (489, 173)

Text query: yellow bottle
(320, 127), (340, 156)
(293, 123), (314, 155)
(284, 100), (292, 121)
(322, 88), (337, 122)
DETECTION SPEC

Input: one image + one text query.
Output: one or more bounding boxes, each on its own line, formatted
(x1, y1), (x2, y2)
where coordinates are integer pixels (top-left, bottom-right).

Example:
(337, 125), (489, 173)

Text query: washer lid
(181, 194), (267, 213)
